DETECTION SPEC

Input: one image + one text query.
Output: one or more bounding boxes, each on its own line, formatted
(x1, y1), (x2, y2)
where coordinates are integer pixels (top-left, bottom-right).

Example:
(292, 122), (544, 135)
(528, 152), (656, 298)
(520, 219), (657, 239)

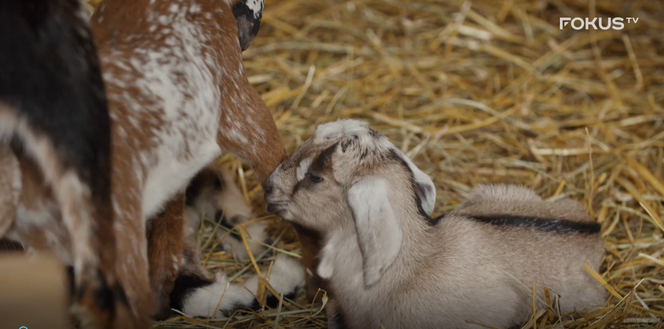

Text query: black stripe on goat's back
(469, 214), (601, 235)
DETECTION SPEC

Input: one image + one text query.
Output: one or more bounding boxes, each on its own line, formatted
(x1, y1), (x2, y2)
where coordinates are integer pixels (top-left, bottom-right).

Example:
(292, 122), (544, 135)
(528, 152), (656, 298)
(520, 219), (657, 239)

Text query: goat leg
(0, 115), (127, 329)
(108, 178), (155, 329)
(147, 192), (186, 320)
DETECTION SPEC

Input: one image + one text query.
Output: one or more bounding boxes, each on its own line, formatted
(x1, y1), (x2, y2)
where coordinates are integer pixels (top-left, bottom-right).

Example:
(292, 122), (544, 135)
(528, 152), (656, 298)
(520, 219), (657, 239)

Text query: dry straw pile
(87, 0), (664, 327)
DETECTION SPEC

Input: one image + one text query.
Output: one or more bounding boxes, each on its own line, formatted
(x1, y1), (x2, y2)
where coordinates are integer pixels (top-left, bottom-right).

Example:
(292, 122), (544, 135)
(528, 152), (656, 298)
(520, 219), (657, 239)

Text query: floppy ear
(394, 150), (436, 216)
(232, 0), (264, 51)
(347, 177), (402, 287)
(412, 169), (436, 216)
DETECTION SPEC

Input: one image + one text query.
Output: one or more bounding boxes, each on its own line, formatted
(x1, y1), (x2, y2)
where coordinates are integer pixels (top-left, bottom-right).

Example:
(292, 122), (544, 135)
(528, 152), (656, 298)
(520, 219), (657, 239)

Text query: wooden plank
(0, 253), (69, 329)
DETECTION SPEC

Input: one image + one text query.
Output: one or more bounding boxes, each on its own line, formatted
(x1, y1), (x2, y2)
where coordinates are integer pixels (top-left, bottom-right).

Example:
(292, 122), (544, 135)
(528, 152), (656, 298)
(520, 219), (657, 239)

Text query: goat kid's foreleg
(148, 192), (185, 320)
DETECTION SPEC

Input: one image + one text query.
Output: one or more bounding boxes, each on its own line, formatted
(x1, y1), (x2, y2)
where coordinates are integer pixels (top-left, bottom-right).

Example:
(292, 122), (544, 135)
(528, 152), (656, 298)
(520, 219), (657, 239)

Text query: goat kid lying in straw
(176, 164), (305, 319)
(0, 0), (305, 327)
(263, 119), (607, 329)
(185, 165), (269, 260)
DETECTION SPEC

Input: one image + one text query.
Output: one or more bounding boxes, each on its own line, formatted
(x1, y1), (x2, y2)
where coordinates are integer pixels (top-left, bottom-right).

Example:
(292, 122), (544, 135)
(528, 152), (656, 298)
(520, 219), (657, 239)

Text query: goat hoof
(70, 271), (139, 329)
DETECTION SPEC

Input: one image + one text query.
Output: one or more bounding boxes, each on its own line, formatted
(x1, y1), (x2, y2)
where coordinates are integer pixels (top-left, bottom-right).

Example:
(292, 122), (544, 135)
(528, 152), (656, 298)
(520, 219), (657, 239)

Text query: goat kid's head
(263, 119), (436, 286)
(231, 0), (265, 51)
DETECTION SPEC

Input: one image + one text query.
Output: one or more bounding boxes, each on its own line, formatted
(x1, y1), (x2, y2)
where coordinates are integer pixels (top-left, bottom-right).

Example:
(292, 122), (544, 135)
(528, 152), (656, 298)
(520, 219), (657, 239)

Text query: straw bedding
(86, 0), (664, 327)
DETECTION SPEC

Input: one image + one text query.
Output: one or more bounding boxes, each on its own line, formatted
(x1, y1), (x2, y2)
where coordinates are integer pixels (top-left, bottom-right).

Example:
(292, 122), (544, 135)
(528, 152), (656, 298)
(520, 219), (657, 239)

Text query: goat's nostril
(229, 215), (243, 226)
(263, 182), (273, 194)
(214, 210), (224, 223)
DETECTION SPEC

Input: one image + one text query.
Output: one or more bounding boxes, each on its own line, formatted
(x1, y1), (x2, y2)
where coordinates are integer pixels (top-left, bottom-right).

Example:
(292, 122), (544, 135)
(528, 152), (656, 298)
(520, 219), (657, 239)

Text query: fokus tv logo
(559, 17), (639, 30)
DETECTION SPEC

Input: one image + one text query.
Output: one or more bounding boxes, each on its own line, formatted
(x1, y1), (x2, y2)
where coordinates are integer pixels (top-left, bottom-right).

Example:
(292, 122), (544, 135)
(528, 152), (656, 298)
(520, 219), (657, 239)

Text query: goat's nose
(214, 210), (224, 222)
(263, 181), (273, 195)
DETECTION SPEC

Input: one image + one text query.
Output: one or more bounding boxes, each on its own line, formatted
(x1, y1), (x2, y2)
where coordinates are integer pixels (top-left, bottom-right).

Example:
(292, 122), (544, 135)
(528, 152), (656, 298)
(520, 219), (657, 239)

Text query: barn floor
(87, 0), (664, 328)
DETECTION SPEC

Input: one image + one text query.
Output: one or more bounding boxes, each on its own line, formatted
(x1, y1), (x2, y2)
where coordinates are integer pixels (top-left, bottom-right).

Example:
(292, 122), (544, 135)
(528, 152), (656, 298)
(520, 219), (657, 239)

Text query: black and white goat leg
(163, 207), (304, 319)
(0, 1), (127, 327)
(170, 245), (305, 319)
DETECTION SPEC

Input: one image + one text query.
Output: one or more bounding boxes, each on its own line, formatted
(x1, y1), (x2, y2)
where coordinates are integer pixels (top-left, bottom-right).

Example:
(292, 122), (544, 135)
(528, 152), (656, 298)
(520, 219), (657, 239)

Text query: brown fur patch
(148, 193), (185, 319)
(291, 223), (327, 302)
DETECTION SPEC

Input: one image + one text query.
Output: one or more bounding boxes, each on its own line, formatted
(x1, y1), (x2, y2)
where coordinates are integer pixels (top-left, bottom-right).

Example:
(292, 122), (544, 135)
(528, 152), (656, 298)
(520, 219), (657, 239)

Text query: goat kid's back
(423, 185), (606, 326)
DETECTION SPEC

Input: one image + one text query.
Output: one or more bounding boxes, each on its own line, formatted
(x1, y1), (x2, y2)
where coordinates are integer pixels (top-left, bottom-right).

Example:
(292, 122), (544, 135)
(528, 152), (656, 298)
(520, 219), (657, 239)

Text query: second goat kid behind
(263, 119), (606, 329)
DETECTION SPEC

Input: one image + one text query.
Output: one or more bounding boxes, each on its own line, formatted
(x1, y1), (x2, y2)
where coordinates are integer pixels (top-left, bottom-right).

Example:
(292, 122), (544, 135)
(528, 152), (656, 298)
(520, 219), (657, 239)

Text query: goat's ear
(412, 169), (436, 216)
(394, 150), (436, 216)
(347, 178), (402, 287)
(232, 0), (264, 51)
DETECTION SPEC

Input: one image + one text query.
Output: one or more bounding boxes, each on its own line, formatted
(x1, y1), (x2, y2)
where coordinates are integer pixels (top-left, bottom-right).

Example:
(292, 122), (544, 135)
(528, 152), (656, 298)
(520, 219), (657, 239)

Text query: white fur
(181, 272), (254, 318)
(296, 158), (312, 181)
(313, 119), (370, 144)
(316, 234), (338, 280)
(314, 119), (436, 215)
(244, 0), (264, 19)
(221, 221), (268, 259)
(15, 205), (58, 228)
(182, 254), (305, 318)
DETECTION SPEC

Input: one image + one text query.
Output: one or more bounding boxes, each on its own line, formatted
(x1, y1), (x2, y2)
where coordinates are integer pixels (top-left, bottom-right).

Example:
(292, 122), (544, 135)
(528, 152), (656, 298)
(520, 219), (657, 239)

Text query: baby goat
(185, 165), (268, 260)
(263, 119), (606, 329)
(168, 164), (304, 319)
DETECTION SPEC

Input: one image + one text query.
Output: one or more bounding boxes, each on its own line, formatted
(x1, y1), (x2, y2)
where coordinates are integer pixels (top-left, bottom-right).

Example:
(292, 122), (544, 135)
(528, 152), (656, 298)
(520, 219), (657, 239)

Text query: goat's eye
(213, 178), (223, 190)
(307, 173), (324, 183)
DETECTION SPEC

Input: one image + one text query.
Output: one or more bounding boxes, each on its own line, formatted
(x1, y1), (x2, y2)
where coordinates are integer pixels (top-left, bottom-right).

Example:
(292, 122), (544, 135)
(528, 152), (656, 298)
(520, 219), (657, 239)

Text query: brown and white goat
(88, 0), (317, 323)
(263, 119), (607, 329)
(0, 0), (312, 328)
